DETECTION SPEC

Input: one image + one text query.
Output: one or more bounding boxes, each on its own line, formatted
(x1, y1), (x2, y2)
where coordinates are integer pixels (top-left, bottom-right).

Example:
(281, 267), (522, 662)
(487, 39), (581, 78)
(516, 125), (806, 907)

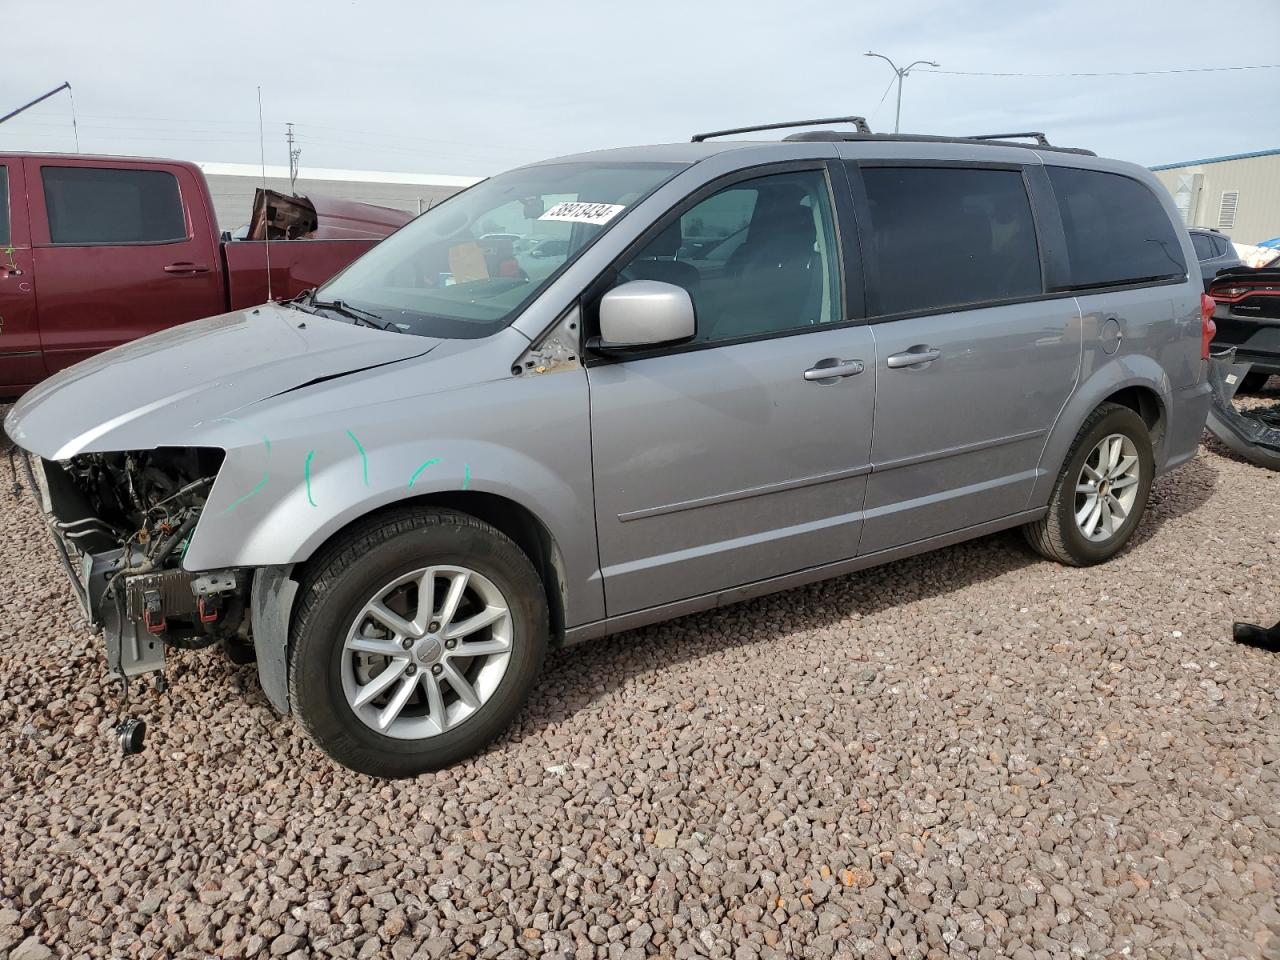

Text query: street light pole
(864, 52), (940, 133)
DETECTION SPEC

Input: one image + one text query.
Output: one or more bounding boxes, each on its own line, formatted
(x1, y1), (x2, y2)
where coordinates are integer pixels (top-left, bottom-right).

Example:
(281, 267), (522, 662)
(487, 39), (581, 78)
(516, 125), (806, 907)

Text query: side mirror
(594, 280), (696, 351)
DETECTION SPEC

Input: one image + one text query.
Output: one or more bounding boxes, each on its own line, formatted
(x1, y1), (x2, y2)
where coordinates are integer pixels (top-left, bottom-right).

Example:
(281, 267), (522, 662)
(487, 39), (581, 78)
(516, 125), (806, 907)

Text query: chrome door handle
(804, 358), (864, 382)
(886, 347), (941, 369)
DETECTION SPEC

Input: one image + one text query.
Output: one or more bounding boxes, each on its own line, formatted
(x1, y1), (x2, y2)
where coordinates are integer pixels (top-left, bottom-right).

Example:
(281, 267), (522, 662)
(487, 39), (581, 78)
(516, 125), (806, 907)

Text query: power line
(920, 63), (1280, 78)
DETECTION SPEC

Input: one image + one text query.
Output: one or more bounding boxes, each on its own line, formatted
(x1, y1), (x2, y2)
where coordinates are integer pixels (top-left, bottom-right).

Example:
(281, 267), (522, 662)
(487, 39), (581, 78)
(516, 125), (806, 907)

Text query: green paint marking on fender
(215, 417), (272, 515)
(408, 457), (441, 487)
(346, 430), (369, 486)
(304, 449), (318, 507)
(462, 463), (471, 491)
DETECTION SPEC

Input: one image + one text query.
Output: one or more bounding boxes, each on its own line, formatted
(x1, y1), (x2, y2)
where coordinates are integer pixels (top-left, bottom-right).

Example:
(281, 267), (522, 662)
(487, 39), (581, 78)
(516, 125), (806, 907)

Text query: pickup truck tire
(288, 507), (548, 777)
(1023, 402), (1154, 566)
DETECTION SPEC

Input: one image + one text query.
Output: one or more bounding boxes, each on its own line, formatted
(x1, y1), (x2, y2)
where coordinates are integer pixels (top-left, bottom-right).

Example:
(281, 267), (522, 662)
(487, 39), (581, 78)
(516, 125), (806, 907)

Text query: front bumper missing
(20, 451), (166, 676)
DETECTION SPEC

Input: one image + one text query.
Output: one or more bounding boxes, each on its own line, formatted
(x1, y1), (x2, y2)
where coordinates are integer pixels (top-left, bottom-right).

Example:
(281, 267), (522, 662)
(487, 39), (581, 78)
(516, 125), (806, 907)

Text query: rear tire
(1023, 402), (1154, 566)
(288, 507), (548, 777)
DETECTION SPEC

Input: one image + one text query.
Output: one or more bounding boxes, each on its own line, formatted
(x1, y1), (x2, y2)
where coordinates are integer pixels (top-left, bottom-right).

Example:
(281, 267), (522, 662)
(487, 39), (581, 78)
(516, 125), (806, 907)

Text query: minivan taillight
(1201, 293), (1216, 360)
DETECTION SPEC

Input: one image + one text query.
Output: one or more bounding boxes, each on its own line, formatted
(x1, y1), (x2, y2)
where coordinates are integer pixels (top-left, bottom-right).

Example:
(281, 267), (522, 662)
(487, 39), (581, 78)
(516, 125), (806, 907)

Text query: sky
(2, 0), (1278, 178)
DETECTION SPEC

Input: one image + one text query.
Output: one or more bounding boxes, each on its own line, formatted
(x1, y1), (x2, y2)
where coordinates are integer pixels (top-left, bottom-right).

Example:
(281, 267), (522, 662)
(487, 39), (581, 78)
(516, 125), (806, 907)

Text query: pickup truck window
(42, 166), (186, 245)
(0, 166), (9, 246)
(316, 161), (681, 339)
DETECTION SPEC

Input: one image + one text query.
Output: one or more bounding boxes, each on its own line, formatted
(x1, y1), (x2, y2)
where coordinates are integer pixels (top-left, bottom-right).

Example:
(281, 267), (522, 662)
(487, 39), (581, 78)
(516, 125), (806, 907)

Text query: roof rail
(692, 116), (871, 143)
(970, 132), (1050, 146)
(783, 130), (1095, 156)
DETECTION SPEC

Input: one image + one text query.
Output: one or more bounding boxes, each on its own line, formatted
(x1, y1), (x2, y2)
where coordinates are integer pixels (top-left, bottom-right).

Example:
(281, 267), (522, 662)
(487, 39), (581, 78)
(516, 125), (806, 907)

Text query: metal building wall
(1152, 152), (1280, 245)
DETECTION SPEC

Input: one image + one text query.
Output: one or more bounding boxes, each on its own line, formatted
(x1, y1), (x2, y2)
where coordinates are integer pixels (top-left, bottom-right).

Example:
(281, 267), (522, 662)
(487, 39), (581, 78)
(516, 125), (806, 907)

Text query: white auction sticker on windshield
(538, 201), (626, 225)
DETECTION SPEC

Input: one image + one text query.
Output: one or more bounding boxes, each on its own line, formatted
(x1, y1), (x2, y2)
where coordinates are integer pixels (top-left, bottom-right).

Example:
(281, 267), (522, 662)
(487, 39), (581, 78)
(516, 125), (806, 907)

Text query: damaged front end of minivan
(3, 302), (449, 750)
(24, 446), (250, 678)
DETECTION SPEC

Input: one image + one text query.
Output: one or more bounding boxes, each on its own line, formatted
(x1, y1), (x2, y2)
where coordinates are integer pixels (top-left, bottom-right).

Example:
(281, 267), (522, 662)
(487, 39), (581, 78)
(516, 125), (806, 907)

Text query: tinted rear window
(1191, 233), (1215, 261)
(1047, 167), (1186, 289)
(861, 166), (1042, 316)
(42, 166), (186, 244)
(0, 166), (9, 247)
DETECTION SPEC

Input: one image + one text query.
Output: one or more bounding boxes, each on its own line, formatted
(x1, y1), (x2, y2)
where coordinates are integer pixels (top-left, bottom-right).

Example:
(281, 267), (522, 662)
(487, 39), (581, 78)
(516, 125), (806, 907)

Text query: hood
(4, 303), (435, 459)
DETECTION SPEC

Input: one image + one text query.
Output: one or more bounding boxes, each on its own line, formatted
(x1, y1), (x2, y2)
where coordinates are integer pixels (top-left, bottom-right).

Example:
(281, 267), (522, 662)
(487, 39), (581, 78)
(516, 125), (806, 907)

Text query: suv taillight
(1201, 293), (1216, 360)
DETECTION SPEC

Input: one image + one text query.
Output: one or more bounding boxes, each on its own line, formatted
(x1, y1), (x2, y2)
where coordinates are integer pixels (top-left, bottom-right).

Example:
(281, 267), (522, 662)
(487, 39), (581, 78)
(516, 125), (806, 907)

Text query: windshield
(315, 161), (682, 338)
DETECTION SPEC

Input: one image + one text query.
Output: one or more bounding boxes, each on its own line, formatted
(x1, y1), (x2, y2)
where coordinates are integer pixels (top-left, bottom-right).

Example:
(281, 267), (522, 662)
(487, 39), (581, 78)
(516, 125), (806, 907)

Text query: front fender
(182, 367), (604, 628)
(1027, 354), (1172, 507)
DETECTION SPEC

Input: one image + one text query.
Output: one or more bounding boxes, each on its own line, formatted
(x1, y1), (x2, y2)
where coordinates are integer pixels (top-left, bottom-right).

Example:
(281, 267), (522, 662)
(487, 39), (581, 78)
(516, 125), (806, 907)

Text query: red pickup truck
(0, 152), (413, 396)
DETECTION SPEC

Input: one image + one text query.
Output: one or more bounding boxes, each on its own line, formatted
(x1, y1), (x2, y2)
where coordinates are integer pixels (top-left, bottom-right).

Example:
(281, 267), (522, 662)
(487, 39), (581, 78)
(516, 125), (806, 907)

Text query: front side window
(861, 166), (1042, 316)
(319, 162), (680, 339)
(0, 166), (10, 247)
(42, 167), (186, 244)
(1047, 166), (1187, 289)
(616, 168), (842, 344)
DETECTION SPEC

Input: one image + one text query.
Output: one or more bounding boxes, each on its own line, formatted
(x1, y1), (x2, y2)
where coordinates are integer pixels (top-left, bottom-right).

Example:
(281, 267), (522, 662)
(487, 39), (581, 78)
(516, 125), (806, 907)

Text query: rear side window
(42, 166), (186, 244)
(860, 166), (1042, 316)
(1191, 233), (1215, 261)
(0, 166), (10, 247)
(1047, 167), (1186, 289)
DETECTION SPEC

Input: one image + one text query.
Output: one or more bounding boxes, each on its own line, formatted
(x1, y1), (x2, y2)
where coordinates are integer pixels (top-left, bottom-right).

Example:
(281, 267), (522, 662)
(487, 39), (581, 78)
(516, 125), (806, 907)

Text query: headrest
(646, 220), (684, 258)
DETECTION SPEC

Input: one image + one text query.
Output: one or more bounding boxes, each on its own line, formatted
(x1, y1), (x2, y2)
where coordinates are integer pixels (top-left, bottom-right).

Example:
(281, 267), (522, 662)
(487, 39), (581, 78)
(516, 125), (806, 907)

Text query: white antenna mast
(257, 86), (274, 301)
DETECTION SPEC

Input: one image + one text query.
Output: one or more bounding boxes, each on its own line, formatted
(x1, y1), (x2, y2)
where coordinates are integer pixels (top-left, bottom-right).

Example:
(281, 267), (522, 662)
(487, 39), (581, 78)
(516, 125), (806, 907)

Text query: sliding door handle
(804, 358), (864, 382)
(886, 347), (941, 369)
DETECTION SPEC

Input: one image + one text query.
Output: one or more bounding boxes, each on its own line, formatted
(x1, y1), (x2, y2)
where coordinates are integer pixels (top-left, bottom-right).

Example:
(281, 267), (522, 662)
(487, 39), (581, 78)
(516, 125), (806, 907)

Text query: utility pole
(864, 52), (939, 133)
(286, 122), (301, 193)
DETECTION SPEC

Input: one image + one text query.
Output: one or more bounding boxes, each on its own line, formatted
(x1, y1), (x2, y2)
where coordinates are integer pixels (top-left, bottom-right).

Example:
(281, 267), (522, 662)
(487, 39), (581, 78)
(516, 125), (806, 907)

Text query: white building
(1150, 148), (1280, 245)
(195, 161), (481, 232)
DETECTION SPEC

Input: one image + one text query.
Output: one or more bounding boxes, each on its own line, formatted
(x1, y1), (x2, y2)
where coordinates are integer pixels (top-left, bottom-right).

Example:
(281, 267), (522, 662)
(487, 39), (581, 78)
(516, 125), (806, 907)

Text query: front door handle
(164, 262), (211, 275)
(804, 358), (864, 382)
(886, 346), (941, 369)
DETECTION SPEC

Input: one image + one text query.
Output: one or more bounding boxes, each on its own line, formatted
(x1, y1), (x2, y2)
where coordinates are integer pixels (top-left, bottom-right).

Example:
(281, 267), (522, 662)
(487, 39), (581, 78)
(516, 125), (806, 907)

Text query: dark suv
(1190, 227), (1243, 290)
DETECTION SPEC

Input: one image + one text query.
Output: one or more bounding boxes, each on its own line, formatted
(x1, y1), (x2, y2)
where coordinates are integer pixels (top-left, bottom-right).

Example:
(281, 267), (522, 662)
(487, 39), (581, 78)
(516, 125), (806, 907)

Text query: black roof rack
(691, 116), (871, 143)
(696, 118), (1095, 156)
(781, 129), (1095, 156)
(970, 132), (1050, 146)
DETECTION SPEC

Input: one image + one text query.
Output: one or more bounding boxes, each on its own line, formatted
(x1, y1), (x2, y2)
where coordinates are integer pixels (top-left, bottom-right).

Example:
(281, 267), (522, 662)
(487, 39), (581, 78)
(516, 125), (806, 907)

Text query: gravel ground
(1, 412), (1278, 960)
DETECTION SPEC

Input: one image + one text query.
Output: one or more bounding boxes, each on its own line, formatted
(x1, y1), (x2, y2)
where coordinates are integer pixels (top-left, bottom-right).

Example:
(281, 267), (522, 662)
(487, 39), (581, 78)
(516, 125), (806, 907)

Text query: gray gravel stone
(1, 419), (1278, 960)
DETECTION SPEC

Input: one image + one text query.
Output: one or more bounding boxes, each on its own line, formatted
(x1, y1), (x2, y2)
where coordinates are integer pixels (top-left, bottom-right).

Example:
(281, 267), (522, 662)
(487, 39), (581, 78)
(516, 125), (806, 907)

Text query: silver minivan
(5, 119), (1215, 775)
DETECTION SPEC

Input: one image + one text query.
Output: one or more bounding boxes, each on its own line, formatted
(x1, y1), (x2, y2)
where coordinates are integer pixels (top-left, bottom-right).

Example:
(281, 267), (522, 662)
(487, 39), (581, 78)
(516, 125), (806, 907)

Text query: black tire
(288, 507), (548, 777)
(1023, 402), (1154, 566)
(1238, 371), (1272, 395)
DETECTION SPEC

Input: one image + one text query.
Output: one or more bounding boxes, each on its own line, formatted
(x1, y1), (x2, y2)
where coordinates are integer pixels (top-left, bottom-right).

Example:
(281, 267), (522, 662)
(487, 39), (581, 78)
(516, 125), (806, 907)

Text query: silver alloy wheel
(1074, 433), (1141, 543)
(340, 565), (513, 740)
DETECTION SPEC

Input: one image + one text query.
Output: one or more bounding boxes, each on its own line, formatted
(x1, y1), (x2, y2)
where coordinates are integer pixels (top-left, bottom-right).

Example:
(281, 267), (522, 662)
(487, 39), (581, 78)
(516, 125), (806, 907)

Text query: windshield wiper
(300, 291), (399, 332)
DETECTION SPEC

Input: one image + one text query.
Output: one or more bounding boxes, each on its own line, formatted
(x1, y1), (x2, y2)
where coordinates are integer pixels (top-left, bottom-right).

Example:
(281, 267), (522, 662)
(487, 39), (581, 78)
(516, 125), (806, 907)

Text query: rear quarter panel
(1029, 154), (1207, 503)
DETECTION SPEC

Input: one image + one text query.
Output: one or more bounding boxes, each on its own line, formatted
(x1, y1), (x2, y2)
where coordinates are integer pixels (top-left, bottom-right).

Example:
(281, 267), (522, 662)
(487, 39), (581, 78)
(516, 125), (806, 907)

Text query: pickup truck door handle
(164, 262), (211, 275)
(886, 346), (942, 369)
(803, 358), (864, 382)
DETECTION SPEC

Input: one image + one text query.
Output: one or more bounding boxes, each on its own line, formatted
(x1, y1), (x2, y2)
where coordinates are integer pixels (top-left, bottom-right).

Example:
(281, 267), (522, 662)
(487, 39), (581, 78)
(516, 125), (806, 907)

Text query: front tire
(288, 507), (548, 777)
(1024, 402), (1154, 566)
